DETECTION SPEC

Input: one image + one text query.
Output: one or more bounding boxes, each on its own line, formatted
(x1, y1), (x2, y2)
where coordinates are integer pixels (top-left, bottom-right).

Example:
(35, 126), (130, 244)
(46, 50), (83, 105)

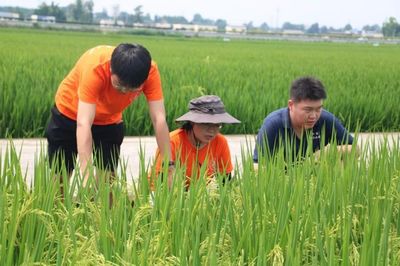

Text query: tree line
(1, 0), (400, 37)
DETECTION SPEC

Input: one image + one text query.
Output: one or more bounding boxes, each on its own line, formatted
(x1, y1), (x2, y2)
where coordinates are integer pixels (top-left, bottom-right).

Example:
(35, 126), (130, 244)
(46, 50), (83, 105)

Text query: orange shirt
(55, 45), (163, 125)
(153, 128), (233, 186)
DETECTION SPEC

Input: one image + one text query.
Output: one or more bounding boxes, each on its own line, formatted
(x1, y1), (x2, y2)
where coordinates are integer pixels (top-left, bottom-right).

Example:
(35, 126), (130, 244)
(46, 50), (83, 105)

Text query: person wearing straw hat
(151, 95), (240, 188)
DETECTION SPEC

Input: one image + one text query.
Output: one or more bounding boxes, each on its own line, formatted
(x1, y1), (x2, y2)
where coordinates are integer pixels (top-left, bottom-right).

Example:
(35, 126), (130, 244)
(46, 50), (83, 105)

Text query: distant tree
(362, 24), (381, 32)
(133, 5), (143, 23)
(328, 26), (339, 32)
(260, 22), (269, 31)
(142, 13), (153, 24)
(35, 3), (48, 15)
(282, 22), (305, 31)
(343, 23), (352, 31)
(70, 0), (93, 23)
(72, 0), (83, 22)
(203, 18), (215, 25)
(154, 15), (163, 23)
(382, 17), (400, 37)
(192, 14), (214, 25)
(215, 19), (227, 32)
(81, 0), (93, 23)
(157, 16), (188, 24)
(111, 4), (120, 24)
(100, 8), (108, 18)
(245, 21), (254, 31)
(118, 11), (133, 25)
(0, 6), (33, 19)
(192, 13), (203, 24)
(307, 23), (319, 34)
(35, 2), (66, 21)
(372, 24), (381, 32)
(63, 4), (74, 21)
(320, 25), (328, 34)
(93, 8), (108, 22)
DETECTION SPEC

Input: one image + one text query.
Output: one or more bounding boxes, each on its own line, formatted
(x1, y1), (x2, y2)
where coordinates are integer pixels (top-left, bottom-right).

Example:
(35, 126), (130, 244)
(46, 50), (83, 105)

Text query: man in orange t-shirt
(45, 43), (171, 187)
(151, 95), (240, 188)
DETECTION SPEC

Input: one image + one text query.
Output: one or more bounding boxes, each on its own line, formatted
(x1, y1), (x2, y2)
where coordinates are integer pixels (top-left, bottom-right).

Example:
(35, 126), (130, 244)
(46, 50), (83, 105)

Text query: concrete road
(1, 133), (399, 185)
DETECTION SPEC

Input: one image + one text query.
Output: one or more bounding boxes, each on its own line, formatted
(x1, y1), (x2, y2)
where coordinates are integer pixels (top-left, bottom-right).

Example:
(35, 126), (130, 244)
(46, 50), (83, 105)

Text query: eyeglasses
(198, 123), (223, 130)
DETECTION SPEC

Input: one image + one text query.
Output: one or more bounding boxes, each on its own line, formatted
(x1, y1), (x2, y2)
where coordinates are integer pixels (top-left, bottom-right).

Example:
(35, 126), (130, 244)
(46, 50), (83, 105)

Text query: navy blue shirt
(253, 108), (353, 162)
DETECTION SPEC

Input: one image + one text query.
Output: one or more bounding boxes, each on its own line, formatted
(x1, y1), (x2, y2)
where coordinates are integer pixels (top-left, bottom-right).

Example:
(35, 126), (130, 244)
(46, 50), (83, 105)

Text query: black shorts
(45, 106), (124, 174)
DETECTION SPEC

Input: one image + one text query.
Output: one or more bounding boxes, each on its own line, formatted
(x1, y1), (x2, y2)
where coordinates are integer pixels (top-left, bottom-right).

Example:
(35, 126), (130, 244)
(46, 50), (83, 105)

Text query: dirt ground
(1, 133), (399, 185)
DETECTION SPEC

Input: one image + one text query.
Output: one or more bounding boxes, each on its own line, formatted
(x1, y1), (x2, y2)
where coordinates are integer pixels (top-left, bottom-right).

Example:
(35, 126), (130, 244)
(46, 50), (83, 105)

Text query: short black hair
(181, 122), (193, 131)
(111, 43), (151, 88)
(290, 76), (327, 102)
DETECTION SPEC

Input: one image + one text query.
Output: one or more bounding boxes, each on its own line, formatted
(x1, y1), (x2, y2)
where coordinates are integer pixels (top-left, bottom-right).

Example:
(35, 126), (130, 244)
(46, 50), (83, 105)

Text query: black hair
(181, 122), (193, 131)
(111, 43), (151, 88)
(290, 76), (327, 102)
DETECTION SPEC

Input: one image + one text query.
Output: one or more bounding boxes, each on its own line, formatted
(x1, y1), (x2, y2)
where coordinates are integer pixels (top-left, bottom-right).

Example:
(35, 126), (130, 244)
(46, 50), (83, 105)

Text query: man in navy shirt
(253, 76), (354, 163)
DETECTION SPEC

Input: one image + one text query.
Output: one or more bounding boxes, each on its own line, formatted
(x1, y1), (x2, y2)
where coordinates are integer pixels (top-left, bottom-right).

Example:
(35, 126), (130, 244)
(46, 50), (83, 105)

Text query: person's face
(288, 99), (323, 130)
(110, 74), (139, 94)
(192, 123), (222, 144)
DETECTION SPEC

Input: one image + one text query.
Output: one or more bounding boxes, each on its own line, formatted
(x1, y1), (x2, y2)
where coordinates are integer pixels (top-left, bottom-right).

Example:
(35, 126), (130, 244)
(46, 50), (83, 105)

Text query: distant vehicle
(30, 15), (56, 23)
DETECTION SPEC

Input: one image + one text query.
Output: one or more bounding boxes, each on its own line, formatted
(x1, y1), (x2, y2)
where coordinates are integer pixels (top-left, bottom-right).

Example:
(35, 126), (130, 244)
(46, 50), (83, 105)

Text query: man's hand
(314, 144), (358, 161)
(253, 163), (259, 172)
(167, 164), (175, 189)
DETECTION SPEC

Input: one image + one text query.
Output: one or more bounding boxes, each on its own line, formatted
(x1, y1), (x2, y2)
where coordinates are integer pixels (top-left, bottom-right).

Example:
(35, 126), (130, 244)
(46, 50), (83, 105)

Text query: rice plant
(1, 136), (399, 264)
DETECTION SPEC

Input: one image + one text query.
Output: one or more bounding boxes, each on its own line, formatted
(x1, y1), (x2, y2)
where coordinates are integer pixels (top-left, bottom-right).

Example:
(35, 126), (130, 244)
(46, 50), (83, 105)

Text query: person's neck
(292, 125), (304, 138)
(188, 130), (206, 149)
(289, 113), (304, 138)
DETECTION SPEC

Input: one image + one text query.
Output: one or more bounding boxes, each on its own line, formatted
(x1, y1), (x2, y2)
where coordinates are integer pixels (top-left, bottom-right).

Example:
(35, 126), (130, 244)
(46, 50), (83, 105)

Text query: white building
(282, 29), (305, 35)
(362, 31), (384, 39)
(0, 12), (19, 20)
(225, 25), (246, 34)
(0, 12), (20, 21)
(100, 19), (124, 27)
(170, 24), (216, 32)
(154, 23), (172, 29)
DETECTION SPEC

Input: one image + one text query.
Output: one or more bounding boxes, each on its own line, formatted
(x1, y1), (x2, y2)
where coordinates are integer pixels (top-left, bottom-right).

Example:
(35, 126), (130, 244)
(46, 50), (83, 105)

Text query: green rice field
(1, 27), (400, 138)
(1, 27), (400, 264)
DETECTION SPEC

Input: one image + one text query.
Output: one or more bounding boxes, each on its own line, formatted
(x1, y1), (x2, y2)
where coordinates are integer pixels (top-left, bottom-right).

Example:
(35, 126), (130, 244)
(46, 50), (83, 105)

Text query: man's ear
(288, 99), (294, 111)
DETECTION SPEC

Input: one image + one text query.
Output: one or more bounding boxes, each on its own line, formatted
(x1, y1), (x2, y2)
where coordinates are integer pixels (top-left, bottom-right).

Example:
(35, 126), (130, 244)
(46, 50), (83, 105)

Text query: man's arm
(148, 100), (173, 187)
(254, 120), (278, 161)
(315, 116), (358, 159)
(76, 100), (96, 187)
(253, 118), (282, 171)
(332, 117), (358, 157)
(148, 100), (172, 159)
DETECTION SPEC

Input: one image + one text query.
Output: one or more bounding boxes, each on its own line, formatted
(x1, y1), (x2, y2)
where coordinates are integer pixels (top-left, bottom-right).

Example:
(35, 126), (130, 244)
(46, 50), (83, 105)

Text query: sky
(1, 0), (399, 29)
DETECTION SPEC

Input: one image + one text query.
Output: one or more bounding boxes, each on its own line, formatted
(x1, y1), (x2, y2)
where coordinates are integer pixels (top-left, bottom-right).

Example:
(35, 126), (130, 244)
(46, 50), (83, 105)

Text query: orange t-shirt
(55, 45), (163, 125)
(153, 128), (233, 186)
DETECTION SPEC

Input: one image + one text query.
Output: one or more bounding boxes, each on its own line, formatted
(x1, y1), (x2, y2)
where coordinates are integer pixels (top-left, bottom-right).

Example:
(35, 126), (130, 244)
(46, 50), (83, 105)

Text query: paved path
(1, 133), (399, 185)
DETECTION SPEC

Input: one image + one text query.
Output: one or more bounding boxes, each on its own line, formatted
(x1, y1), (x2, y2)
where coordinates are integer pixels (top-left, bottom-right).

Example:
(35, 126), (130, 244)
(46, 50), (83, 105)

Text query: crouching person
(253, 76), (356, 168)
(151, 95), (240, 189)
